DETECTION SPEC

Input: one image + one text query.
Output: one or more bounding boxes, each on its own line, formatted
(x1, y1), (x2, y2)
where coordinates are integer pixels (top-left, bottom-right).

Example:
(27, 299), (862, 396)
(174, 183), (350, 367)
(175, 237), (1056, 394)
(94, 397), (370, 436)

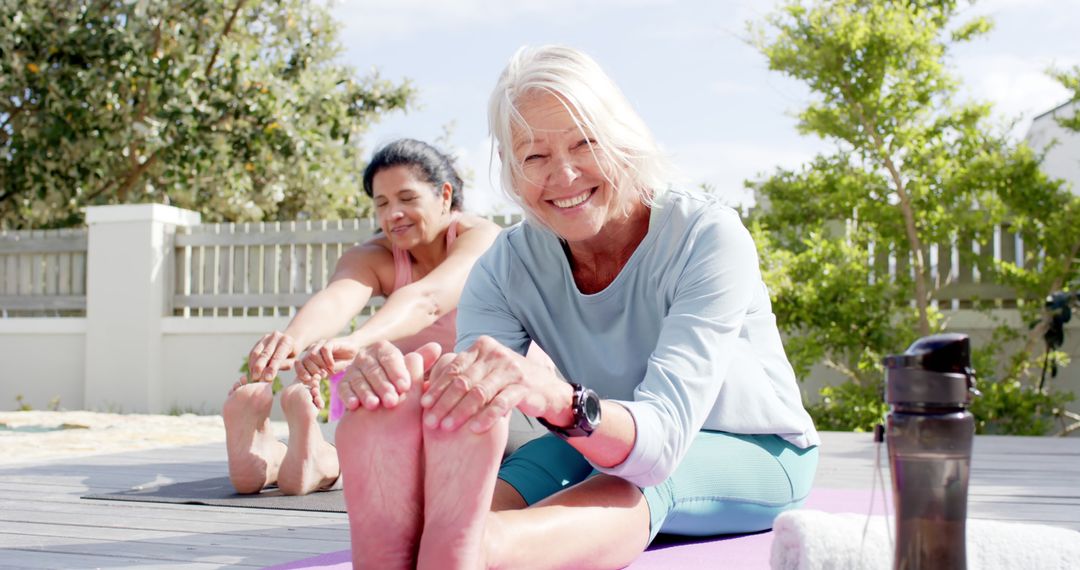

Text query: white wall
(1026, 101), (1080, 196)
(0, 319), (85, 411)
(161, 317), (291, 418)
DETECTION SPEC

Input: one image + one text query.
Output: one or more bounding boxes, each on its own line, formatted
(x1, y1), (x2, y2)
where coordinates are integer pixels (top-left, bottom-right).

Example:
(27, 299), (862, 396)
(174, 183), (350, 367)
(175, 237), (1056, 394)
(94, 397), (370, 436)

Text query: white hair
(487, 45), (671, 222)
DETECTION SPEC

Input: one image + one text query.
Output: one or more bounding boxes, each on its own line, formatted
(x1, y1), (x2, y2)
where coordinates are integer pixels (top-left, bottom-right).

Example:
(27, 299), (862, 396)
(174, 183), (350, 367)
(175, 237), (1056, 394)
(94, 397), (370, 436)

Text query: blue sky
(330, 0), (1080, 214)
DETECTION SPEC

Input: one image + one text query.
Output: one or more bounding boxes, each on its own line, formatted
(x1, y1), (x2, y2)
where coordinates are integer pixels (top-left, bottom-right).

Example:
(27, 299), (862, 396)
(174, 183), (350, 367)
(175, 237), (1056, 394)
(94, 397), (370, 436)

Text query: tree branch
(840, 83), (932, 336)
(205, 0), (247, 79)
(823, 357), (863, 385)
(84, 150), (162, 204)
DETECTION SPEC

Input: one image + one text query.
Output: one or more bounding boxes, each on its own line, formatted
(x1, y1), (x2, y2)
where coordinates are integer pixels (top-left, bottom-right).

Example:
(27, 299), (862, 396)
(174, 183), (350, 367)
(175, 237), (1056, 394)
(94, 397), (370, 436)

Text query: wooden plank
(325, 220), (340, 289)
(172, 293), (315, 310)
(3, 254), (15, 296)
(0, 550), (237, 570)
(174, 228), (366, 247)
(0, 520), (345, 555)
(0, 505), (346, 538)
(245, 223), (258, 316)
(263, 222), (277, 316)
(284, 221), (296, 297)
(71, 250), (86, 296)
(0, 295), (87, 311)
(202, 236), (216, 318)
(311, 221), (326, 292)
(0, 233), (87, 254)
(299, 220), (312, 296)
(43, 253), (59, 299)
(0, 533), (310, 567)
(57, 248), (71, 297)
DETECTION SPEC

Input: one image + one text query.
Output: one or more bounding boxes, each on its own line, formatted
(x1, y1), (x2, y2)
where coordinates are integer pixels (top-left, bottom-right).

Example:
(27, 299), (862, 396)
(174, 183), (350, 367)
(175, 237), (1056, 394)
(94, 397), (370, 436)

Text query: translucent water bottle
(884, 333), (978, 570)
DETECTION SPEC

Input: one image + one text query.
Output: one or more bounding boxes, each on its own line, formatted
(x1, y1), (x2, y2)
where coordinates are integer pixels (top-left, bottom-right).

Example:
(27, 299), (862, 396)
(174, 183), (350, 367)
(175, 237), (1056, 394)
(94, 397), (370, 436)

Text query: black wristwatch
(537, 383), (602, 439)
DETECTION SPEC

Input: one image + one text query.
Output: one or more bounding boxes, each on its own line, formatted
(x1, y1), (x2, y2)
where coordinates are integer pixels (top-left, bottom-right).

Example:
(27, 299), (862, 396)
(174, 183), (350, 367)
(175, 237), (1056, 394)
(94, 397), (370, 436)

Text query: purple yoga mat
(262, 487), (892, 570)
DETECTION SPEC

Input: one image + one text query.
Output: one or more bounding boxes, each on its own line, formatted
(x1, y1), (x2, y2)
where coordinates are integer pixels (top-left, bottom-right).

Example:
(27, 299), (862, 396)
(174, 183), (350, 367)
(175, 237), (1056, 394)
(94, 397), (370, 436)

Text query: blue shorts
(497, 430), (818, 542)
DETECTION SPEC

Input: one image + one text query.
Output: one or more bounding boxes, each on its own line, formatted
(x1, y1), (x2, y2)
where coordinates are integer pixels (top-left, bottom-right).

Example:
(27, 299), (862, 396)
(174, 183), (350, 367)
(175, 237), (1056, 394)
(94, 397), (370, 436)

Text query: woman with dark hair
(223, 139), (543, 496)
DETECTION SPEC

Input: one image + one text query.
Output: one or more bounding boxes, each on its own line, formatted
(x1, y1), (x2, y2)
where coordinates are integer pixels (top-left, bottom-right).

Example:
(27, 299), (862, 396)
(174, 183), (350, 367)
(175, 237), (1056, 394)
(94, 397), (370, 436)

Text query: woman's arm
(343, 217), (501, 348)
(247, 244), (386, 381)
(429, 208), (760, 487)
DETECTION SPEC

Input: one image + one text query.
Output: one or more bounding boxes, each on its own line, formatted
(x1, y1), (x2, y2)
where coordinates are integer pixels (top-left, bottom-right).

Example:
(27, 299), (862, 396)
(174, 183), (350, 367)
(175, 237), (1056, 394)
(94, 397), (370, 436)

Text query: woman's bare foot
(278, 383), (340, 495)
(418, 415), (510, 570)
(223, 380), (287, 494)
(336, 380), (425, 569)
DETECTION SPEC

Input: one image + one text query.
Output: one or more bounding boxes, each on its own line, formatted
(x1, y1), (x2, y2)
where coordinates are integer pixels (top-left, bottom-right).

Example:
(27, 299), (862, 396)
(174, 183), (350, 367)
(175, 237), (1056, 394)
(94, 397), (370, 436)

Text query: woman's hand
(247, 331), (300, 382)
(295, 336), (363, 384)
(338, 341), (443, 411)
(420, 335), (570, 434)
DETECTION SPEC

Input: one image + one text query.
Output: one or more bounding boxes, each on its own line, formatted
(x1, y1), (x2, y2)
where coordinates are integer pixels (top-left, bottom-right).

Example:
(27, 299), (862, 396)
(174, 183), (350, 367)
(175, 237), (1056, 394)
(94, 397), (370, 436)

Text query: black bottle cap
(884, 334), (974, 408)
(883, 333), (971, 373)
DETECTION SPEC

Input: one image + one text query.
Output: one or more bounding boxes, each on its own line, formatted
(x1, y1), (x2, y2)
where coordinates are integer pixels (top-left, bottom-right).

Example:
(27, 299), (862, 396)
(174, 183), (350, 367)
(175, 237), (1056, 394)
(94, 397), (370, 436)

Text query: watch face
(583, 392), (601, 423)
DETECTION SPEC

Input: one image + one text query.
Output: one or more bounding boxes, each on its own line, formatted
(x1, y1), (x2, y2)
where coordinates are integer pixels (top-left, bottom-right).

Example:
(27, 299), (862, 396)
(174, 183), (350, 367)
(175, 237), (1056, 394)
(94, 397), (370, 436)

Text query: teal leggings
(497, 430), (819, 542)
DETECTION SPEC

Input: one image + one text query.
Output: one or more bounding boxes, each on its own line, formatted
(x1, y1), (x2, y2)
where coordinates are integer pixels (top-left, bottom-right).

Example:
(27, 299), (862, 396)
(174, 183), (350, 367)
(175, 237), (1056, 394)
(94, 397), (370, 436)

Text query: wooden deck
(0, 431), (1077, 569)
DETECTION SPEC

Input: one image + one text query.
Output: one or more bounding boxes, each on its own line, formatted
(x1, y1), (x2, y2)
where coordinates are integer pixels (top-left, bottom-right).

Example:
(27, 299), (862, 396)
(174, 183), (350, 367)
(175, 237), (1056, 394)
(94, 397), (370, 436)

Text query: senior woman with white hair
(333, 45), (820, 569)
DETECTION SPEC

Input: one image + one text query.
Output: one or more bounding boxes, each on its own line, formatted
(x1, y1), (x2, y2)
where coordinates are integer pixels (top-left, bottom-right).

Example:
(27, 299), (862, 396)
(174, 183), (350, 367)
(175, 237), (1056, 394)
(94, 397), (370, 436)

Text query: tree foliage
(751, 0), (1079, 434)
(0, 0), (414, 229)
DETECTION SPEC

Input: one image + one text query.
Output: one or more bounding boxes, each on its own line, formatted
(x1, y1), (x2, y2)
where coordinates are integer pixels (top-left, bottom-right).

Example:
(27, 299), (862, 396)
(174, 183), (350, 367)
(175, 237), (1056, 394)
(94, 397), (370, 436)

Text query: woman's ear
(441, 182), (453, 211)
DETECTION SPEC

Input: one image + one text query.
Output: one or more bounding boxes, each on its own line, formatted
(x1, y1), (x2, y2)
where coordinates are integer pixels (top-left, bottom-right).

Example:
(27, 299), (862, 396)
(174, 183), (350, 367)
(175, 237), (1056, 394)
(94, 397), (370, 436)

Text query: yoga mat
(262, 487), (893, 569)
(83, 476), (346, 512)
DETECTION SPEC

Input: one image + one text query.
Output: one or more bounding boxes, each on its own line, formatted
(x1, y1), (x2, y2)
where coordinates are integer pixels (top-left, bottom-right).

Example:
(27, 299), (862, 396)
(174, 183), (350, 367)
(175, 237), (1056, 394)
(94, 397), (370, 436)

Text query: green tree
(750, 0), (1078, 434)
(0, 0), (414, 229)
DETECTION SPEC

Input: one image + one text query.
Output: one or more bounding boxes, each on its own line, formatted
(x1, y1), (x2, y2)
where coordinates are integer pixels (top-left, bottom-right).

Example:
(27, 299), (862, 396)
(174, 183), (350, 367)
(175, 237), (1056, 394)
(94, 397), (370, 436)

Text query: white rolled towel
(770, 509), (1080, 570)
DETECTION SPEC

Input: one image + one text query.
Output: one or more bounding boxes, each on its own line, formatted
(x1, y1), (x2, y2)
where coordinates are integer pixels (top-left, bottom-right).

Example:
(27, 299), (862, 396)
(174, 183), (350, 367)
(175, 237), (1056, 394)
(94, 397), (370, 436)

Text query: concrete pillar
(84, 204), (200, 413)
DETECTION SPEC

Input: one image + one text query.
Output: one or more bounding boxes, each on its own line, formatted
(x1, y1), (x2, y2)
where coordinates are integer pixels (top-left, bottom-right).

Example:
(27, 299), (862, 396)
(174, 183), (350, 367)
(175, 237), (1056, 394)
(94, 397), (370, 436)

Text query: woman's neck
(406, 214), (454, 272)
(565, 204), (650, 295)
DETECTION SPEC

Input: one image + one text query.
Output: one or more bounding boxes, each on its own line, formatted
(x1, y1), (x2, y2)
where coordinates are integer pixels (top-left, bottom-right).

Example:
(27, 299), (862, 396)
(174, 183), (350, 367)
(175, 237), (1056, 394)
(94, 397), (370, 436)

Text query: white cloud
(953, 53), (1077, 136)
(709, 79), (761, 97)
(666, 140), (824, 209)
(332, 0), (677, 44)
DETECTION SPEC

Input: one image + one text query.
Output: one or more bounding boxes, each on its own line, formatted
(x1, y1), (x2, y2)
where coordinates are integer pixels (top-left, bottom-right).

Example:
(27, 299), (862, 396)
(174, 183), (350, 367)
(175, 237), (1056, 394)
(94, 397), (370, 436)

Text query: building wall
(0, 320), (86, 412)
(1026, 101), (1080, 196)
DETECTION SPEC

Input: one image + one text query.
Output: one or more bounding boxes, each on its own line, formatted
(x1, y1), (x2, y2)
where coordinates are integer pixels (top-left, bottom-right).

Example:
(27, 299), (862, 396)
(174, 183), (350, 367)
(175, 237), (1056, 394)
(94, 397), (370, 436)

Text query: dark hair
(362, 139), (464, 211)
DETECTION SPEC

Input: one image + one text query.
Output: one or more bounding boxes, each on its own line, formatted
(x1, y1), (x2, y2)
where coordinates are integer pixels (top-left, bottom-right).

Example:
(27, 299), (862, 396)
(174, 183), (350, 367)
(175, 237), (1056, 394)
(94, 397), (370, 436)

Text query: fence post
(84, 204), (201, 413)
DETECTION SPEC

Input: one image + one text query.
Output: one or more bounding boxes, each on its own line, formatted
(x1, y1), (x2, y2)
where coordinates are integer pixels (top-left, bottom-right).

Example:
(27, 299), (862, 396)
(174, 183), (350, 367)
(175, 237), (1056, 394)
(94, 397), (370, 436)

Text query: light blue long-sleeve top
(456, 189), (820, 487)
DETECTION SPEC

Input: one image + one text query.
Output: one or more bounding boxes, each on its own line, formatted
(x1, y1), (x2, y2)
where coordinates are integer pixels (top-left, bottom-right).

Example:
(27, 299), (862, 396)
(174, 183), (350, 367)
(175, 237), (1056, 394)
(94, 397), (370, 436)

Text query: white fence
(0, 204), (1075, 417)
(173, 219), (380, 318)
(0, 228), (87, 316)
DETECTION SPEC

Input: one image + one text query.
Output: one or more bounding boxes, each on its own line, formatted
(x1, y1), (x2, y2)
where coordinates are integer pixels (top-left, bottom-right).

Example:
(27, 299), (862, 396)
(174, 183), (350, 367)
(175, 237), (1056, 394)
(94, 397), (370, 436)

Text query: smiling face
(371, 165), (452, 249)
(511, 92), (643, 248)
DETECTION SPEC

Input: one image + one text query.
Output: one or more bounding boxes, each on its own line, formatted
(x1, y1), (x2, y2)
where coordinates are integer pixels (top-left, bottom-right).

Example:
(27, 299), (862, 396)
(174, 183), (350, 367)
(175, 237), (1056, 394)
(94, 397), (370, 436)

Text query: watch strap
(536, 383), (598, 439)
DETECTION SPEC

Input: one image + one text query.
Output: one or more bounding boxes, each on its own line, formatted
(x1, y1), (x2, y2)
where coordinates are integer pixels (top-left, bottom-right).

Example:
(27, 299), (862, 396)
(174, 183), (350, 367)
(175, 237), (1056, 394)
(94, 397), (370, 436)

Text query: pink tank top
(329, 215), (461, 421)
(388, 214), (461, 355)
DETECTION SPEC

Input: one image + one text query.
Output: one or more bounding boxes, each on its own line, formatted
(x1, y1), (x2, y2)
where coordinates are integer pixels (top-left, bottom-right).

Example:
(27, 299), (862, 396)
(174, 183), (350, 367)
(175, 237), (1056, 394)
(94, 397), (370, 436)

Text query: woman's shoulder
(453, 212), (502, 235)
(655, 188), (745, 234)
(342, 235), (395, 265)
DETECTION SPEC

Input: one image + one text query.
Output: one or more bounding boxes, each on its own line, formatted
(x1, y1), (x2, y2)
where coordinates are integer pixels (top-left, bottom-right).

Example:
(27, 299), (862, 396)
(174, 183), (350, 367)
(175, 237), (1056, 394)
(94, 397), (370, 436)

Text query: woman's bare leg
(417, 415), (510, 570)
(335, 381), (425, 569)
(223, 381), (287, 494)
(277, 383), (339, 495)
(484, 474), (652, 569)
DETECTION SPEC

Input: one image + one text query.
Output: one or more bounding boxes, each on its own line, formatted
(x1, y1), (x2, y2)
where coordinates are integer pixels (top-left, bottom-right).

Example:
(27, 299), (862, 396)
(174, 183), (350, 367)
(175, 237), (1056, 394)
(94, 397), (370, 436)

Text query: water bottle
(884, 333), (978, 570)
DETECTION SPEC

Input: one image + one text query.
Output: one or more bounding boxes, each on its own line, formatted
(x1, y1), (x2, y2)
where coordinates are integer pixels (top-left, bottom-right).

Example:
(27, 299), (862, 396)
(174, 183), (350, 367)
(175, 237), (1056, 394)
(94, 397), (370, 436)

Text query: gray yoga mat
(82, 414), (547, 512)
(83, 476), (346, 512)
